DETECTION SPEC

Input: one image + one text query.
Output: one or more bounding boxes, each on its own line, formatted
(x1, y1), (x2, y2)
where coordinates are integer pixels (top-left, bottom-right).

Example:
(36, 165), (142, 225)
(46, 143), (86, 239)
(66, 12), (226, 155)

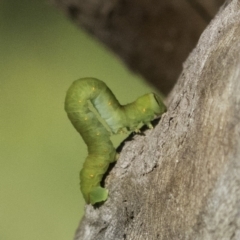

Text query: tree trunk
(52, 0), (240, 239)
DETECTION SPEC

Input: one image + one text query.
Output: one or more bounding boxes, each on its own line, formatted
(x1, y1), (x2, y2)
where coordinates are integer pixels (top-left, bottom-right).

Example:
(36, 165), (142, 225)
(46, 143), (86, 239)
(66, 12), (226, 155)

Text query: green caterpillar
(64, 78), (166, 205)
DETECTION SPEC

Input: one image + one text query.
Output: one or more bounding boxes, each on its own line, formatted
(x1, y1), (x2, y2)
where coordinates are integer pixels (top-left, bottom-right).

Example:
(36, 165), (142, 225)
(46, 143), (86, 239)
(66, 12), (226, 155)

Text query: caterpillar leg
(116, 127), (128, 134)
(89, 186), (108, 205)
(108, 151), (118, 163)
(146, 122), (153, 129)
(115, 153), (120, 161)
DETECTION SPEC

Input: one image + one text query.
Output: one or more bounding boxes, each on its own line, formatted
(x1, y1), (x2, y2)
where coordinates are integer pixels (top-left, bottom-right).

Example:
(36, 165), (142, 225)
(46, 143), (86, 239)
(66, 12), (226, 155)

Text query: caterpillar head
(135, 93), (166, 116)
(123, 93), (166, 132)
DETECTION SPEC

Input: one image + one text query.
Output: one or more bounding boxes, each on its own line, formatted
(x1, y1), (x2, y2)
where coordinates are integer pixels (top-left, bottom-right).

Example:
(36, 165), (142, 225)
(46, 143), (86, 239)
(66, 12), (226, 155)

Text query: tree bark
(52, 0), (240, 239)
(51, 0), (224, 94)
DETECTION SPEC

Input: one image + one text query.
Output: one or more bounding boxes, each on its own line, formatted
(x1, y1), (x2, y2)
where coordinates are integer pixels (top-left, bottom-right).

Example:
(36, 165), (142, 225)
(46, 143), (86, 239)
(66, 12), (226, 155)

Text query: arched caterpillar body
(64, 78), (166, 205)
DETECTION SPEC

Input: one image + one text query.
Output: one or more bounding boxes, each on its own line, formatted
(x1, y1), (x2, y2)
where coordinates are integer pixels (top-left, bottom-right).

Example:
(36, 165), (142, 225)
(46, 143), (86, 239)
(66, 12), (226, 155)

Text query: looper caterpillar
(64, 77), (166, 205)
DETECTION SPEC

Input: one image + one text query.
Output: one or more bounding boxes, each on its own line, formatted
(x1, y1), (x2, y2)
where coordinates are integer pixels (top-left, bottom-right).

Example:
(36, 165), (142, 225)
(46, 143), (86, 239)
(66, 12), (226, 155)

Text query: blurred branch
(51, 0), (224, 94)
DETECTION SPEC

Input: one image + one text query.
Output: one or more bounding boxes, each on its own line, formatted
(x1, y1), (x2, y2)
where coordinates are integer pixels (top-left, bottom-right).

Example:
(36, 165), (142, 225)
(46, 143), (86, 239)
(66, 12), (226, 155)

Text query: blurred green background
(0, 0), (159, 239)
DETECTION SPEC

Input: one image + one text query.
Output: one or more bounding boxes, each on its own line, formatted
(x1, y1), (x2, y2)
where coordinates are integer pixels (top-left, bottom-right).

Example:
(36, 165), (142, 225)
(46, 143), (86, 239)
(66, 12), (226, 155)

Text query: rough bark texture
(52, 0), (240, 239)
(70, 1), (240, 239)
(51, 0), (224, 94)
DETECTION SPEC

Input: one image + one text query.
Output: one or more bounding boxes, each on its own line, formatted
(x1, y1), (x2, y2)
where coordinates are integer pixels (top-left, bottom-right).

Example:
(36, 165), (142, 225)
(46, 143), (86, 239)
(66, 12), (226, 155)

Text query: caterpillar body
(64, 78), (166, 205)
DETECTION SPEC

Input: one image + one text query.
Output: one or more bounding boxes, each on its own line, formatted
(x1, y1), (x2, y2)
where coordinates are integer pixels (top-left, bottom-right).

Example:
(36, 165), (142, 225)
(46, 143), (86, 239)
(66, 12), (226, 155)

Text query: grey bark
(52, 0), (240, 239)
(51, 0), (224, 94)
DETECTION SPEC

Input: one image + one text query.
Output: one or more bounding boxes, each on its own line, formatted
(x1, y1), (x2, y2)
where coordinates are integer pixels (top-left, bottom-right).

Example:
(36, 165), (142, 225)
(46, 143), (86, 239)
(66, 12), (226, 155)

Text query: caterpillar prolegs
(64, 78), (166, 205)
